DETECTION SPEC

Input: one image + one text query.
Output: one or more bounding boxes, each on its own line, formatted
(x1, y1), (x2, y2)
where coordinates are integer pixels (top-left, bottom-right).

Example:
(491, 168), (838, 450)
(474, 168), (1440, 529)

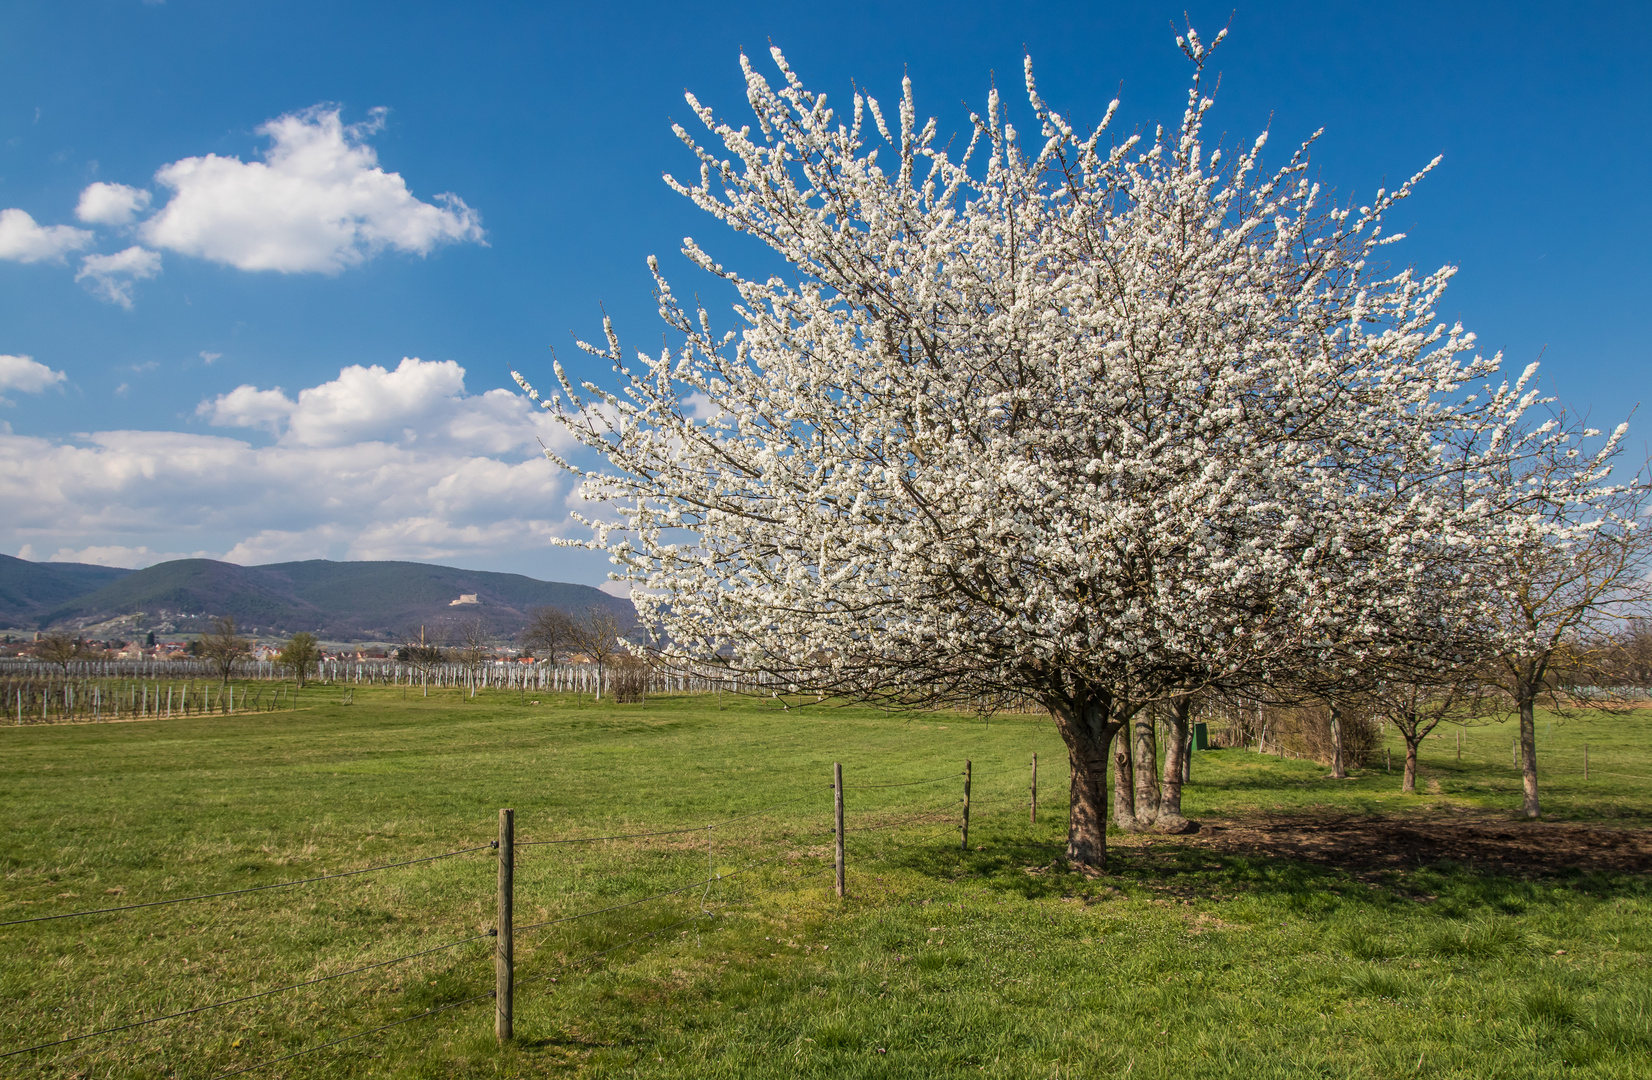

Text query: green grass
(2, 688), (1649, 1078)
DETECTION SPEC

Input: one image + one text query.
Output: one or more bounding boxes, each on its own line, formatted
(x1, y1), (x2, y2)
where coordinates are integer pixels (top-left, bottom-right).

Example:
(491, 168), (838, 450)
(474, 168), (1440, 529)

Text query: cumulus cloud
(75, 182), (153, 226)
(197, 384), (295, 433)
(0, 354), (68, 397)
(0, 426), (581, 572)
(141, 106), (485, 273)
(199, 356), (576, 454)
(75, 245), (163, 308)
(0, 208), (94, 263)
(48, 544), (206, 568)
(1, 357), (609, 580)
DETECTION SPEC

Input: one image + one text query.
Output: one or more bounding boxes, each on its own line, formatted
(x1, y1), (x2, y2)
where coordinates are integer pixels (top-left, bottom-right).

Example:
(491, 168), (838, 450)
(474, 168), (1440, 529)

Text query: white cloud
(141, 106), (485, 273)
(0, 426), (576, 565)
(48, 544), (205, 568)
(75, 245), (163, 308)
(197, 384), (295, 433)
(0, 353), (67, 396)
(200, 351), (223, 364)
(0, 208), (94, 263)
(283, 355), (466, 447)
(199, 356), (577, 455)
(0, 357), (612, 582)
(75, 182), (153, 226)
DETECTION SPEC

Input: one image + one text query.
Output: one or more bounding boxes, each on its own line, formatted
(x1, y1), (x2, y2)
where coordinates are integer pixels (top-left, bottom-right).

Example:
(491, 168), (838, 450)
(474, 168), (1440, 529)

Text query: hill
(0, 554), (133, 627)
(2, 557), (631, 642)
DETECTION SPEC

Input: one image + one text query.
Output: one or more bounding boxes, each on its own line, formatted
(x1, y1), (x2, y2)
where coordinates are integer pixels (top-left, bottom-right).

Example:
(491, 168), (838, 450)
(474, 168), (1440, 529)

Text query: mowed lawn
(2, 687), (1650, 1078)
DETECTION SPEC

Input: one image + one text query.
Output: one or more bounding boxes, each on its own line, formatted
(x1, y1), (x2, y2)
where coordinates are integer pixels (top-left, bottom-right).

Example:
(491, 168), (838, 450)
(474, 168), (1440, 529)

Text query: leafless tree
(452, 618), (494, 698)
(521, 606), (575, 665)
(198, 616), (251, 686)
(1365, 670), (1492, 794)
(397, 626), (446, 698)
(1604, 619), (1652, 692)
(564, 606), (625, 702)
(34, 631), (90, 673)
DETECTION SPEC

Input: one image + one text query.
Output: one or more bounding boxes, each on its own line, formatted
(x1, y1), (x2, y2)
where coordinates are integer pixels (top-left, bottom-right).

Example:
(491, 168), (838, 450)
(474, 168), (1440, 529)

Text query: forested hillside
(0, 556), (630, 641)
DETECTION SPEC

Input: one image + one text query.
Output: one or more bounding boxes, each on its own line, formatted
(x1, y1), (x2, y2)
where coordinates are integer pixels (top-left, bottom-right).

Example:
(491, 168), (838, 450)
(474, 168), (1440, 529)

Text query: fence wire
(515, 846), (826, 934)
(842, 772), (962, 789)
(516, 863), (839, 992)
(6, 757), (1005, 1076)
(1, 932), (493, 1061)
(515, 792), (825, 848)
(207, 989), (497, 1080)
(0, 843), (492, 928)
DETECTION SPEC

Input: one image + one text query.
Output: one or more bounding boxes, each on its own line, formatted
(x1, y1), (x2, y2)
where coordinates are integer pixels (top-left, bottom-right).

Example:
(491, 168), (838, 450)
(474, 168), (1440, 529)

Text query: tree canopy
(518, 28), (1638, 862)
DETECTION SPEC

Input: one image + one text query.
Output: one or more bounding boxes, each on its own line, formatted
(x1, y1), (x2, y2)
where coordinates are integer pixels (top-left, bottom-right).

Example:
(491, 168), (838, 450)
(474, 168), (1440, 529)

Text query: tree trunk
(1520, 692), (1540, 818)
(1112, 737), (1139, 832)
(1402, 736), (1420, 794)
(1329, 701), (1347, 779)
(1048, 692), (1123, 866)
(1157, 696), (1194, 833)
(1132, 713), (1160, 827)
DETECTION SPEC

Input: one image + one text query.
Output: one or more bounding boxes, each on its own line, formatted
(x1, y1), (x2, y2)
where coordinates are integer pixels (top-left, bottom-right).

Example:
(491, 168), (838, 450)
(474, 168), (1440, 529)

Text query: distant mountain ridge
(0, 555), (133, 624)
(0, 556), (632, 642)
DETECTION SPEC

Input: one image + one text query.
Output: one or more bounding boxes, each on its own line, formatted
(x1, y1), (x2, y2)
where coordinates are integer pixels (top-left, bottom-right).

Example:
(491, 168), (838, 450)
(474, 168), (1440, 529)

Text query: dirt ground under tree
(1167, 809), (1652, 877)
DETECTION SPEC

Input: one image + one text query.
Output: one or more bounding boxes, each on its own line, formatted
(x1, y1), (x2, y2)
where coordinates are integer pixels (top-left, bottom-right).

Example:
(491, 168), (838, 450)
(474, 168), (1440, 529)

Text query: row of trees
(518, 27), (1648, 865)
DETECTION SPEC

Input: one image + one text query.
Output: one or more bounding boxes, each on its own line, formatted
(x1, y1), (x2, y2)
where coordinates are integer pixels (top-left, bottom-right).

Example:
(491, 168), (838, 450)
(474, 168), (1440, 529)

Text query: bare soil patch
(1179, 810), (1652, 876)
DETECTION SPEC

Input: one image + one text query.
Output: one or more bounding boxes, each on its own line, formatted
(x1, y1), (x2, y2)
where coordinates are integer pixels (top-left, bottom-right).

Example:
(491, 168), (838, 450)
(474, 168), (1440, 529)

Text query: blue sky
(2, 0), (1648, 586)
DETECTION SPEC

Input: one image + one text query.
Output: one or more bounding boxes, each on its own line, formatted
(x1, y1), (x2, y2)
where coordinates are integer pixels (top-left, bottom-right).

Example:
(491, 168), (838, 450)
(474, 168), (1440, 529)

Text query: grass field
(2, 687), (1650, 1078)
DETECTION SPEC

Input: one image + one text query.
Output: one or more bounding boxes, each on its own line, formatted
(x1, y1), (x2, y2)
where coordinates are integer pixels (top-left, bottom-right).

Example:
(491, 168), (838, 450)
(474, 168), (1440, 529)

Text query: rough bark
(1132, 713), (1161, 826)
(1402, 737), (1420, 794)
(1047, 691), (1123, 866)
(1112, 740), (1139, 832)
(1519, 693), (1540, 818)
(1329, 701), (1348, 778)
(1156, 696), (1194, 833)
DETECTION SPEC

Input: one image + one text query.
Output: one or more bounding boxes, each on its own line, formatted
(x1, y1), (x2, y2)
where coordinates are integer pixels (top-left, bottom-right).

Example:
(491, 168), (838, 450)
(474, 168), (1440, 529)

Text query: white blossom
(517, 30), (1573, 863)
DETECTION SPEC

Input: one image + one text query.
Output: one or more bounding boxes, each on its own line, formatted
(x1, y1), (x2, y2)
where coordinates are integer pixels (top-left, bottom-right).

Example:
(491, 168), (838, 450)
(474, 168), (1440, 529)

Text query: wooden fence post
(961, 760), (972, 850)
(496, 808), (514, 1043)
(834, 763), (845, 898)
(1029, 753), (1037, 824)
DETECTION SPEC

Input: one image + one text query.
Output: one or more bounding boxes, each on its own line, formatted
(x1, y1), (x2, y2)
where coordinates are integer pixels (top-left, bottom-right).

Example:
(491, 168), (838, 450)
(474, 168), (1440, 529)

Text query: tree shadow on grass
(864, 811), (1652, 919)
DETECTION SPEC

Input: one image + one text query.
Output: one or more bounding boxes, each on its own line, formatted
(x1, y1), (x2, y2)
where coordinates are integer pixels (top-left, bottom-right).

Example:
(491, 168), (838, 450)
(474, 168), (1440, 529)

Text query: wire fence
(1361, 724), (1652, 785)
(1, 756), (1039, 1077)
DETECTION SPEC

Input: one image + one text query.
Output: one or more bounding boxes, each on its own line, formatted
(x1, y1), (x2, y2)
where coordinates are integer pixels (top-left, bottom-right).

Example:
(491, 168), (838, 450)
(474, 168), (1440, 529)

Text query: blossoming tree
(519, 29), (1542, 864)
